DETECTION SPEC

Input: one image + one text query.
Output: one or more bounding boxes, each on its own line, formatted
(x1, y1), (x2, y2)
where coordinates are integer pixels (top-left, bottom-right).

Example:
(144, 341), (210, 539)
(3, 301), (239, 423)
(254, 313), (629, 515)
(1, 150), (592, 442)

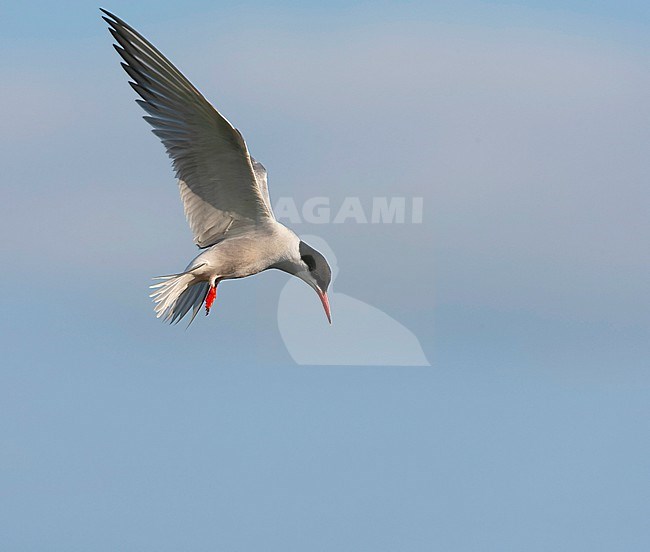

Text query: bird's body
(198, 222), (301, 281)
(101, 9), (332, 325)
(150, 221), (302, 323)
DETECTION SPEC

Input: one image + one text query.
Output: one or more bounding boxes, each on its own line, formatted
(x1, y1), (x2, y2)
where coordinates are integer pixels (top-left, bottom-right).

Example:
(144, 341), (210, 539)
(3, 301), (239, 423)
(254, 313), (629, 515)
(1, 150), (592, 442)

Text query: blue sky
(1, 1), (649, 550)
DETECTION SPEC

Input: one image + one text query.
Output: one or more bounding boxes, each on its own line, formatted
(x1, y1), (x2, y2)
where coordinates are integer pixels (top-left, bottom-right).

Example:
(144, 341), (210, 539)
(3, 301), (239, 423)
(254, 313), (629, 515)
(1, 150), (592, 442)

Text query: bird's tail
(149, 270), (209, 326)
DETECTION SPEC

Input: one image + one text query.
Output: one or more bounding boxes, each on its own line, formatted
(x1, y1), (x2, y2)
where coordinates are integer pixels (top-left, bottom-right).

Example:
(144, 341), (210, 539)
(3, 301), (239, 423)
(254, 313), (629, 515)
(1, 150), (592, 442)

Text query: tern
(101, 9), (332, 326)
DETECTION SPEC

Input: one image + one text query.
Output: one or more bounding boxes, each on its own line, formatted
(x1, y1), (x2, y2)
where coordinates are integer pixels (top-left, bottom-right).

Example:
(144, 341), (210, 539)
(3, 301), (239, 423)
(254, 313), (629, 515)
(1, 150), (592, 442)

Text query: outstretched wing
(102, 9), (274, 247)
(251, 157), (274, 217)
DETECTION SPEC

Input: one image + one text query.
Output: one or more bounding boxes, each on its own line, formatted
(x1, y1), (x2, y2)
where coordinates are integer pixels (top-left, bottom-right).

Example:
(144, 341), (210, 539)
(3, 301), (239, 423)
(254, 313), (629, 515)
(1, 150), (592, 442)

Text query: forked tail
(149, 267), (210, 326)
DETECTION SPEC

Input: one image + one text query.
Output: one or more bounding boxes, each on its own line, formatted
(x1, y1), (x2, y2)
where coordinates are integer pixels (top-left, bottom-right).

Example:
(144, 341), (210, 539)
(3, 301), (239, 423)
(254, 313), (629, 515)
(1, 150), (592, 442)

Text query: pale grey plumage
(102, 9), (332, 326)
(251, 159), (273, 216)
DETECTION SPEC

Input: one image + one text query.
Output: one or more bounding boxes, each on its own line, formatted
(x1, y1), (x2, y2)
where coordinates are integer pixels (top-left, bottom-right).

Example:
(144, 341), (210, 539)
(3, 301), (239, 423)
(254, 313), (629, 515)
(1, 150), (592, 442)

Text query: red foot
(205, 284), (217, 315)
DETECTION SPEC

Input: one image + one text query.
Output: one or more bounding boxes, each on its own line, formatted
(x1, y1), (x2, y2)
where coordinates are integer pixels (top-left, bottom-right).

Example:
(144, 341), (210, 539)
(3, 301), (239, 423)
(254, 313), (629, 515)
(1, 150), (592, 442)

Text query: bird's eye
(301, 254), (316, 271)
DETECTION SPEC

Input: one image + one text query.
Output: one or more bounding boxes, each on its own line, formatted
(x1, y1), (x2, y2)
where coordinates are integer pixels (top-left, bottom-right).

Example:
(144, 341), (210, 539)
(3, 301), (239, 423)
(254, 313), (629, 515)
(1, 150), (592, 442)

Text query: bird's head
(273, 240), (332, 324)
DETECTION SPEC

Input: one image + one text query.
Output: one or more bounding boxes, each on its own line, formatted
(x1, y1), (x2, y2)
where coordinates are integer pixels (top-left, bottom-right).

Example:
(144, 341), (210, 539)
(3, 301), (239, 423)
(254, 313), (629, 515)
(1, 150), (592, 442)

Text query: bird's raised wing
(251, 158), (274, 216)
(102, 9), (274, 247)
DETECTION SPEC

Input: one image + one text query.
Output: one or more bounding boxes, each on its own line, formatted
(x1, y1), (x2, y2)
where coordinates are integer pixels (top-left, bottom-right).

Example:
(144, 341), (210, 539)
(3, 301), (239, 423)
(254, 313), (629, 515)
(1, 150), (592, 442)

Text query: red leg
(205, 284), (217, 315)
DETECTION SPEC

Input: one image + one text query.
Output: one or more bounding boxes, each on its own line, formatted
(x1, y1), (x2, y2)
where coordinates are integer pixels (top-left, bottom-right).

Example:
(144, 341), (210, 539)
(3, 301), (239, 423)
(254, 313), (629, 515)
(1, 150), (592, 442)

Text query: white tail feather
(149, 271), (209, 325)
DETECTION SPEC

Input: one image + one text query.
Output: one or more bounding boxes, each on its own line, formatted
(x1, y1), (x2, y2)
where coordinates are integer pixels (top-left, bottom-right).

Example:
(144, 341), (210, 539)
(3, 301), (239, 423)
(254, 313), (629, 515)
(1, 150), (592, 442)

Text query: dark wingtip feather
(111, 44), (129, 65)
(100, 10), (121, 32)
(100, 8), (123, 26)
(100, 9), (148, 45)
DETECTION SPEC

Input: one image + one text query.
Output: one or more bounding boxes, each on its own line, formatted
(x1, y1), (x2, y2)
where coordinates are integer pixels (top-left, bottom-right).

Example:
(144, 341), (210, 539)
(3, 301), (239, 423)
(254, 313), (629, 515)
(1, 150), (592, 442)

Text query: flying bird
(101, 9), (332, 326)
